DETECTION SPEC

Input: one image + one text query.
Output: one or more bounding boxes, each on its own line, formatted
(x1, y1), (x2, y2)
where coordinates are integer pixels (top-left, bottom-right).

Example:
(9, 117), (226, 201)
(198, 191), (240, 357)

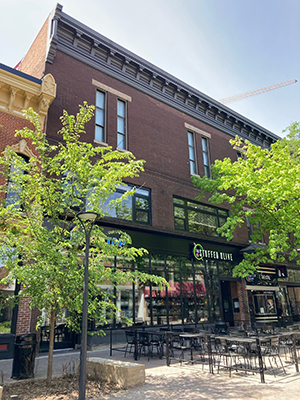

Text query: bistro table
(178, 332), (213, 372)
(214, 335), (268, 382)
(135, 330), (166, 360)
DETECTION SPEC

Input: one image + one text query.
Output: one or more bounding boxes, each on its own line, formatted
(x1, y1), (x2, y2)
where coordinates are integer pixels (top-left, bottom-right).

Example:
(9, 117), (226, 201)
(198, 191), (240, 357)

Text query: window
(6, 154), (29, 209)
(103, 184), (151, 224)
(202, 137), (210, 178)
(246, 215), (264, 244)
(187, 131), (197, 174)
(117, 99), (126, 150)
(95, 90), (106, 142)
(173, 197), (228, 237)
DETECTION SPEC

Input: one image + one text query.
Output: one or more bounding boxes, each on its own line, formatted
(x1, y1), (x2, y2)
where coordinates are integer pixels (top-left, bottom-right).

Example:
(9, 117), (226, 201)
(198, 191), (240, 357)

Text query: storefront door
(220, 281), (234, 326)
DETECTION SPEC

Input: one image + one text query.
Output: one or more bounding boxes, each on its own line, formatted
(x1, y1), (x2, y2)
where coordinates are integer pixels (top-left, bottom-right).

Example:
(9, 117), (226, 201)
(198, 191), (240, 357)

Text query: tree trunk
(46, 310), (56, 386)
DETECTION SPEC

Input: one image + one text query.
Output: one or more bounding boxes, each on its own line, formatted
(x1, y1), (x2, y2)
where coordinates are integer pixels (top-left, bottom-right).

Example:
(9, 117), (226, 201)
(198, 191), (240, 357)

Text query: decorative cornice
(0, 64), (56, 127)
(46, 4), (280, 146)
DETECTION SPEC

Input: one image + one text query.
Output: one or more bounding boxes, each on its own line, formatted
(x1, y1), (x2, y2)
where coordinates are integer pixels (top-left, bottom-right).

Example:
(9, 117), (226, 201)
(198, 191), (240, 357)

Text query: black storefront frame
(92, 252), (237, 330)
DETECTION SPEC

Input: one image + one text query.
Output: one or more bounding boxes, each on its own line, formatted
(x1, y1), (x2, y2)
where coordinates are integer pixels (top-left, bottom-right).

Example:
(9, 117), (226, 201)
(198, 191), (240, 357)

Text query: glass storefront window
(180, 258), (196, 324)
(253, 292), (277, 315)
(218, 261), (232, 276)
(288, 287), (300, 317)
(205, 260), (221, 321)
(166, 256), (181, 325)
(135, 255), (151, 325)
(115, 257), (133, 325)
(90, 251), (234, 329)
(294, 270), (300, 282)
(194, 262), (208, 323)
(276, 288), (290, 317)
(150, 255), (166, 325)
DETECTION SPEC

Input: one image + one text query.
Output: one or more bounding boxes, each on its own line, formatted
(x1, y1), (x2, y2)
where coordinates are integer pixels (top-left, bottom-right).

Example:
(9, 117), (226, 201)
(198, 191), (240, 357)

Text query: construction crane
(218, 79), (297, 104)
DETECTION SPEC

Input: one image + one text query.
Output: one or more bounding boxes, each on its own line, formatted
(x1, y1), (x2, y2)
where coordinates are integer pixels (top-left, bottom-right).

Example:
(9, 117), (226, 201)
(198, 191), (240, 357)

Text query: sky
(1, 0), (299, 137)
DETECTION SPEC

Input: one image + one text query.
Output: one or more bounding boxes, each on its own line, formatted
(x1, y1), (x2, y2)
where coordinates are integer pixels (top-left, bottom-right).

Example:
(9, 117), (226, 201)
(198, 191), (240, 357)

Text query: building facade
(0, 63), (56, 334)
(13, 3), (299, 344)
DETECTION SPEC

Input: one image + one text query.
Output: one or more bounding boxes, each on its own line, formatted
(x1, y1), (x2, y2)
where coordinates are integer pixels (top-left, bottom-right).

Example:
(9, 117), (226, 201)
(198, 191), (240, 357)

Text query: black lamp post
(77, 211), (98, 400)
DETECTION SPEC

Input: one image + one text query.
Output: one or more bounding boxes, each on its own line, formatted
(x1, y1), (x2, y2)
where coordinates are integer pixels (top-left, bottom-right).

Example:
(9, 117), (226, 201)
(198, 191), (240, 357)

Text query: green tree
(0, 103), (165, 384)
(191, 122), (300, 278)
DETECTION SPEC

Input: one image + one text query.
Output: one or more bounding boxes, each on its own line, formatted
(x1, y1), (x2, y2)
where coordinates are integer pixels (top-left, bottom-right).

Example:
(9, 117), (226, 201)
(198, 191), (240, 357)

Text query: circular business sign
(193, 243), (204, 261)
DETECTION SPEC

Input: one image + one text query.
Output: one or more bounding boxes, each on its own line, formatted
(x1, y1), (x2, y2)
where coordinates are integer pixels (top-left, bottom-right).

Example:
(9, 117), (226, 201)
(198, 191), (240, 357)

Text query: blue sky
(1, 0), (299, 137)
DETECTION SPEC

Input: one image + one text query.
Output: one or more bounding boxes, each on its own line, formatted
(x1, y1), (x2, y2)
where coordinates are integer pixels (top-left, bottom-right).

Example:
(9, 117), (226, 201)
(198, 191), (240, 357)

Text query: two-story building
(12, 3), (299, 346)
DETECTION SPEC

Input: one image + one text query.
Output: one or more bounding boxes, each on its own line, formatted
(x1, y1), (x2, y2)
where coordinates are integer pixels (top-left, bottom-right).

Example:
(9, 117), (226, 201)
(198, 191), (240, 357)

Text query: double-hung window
(117, 99), (126, 150)
(95, 90), (106, 142)
(188, 131), (197, 174)
(202, 137), (210, 178)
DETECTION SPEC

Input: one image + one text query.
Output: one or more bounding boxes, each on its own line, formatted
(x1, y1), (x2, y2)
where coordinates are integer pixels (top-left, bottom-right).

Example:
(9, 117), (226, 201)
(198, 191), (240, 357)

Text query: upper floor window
(103, 184), (151, 225)
(6, 154), (29, 210)
(202, 137), (210, 178)
(187, 131), (197, 175)
(95, 90), (106, 142)
(117, 99), (126, 150)
(173, 197), (228, 237)
(246, 216), (265, 244)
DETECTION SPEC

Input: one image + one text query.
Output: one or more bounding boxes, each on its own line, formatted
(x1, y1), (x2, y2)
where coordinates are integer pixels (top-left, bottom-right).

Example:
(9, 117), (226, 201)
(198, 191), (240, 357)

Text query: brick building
(12, 3), (298, 347)
(0, 63), (56, 349)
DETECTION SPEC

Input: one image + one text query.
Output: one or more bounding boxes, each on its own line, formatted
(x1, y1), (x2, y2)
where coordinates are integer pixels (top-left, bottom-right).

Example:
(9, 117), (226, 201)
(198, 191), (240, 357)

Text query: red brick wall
(0, 111), (39, 335)
(18, 17), (49, 79)
(0, 112), (35, 152)
(16, 296), (31, 334)
(0, 111), (36, 190)
(45, 51), (249, 244)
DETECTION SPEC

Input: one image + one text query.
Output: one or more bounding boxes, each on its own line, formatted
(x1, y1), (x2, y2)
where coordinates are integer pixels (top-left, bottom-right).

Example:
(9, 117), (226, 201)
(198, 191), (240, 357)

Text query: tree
(0, 103), (166, 384)
(191, 122), (300, 278)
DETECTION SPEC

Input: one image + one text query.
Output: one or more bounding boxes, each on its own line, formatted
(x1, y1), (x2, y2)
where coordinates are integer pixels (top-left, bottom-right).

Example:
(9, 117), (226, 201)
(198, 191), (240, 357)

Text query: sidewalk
(1, 346), (300, 400)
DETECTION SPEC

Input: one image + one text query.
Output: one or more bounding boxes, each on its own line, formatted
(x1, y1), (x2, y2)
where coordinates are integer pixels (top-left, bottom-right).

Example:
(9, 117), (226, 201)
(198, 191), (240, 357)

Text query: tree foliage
(192, 122), (300, 277)
(0, 103), (165, 382)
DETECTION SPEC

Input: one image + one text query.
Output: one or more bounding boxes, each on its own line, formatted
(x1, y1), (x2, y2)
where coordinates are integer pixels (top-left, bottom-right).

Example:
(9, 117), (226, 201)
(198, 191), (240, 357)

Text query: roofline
(0, 63), (42, 85)
(46, 3), (281, 144)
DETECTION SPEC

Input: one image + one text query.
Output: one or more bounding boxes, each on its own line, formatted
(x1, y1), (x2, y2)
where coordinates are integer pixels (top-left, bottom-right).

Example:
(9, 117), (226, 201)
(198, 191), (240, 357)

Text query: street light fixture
(77, 211), (98, 400)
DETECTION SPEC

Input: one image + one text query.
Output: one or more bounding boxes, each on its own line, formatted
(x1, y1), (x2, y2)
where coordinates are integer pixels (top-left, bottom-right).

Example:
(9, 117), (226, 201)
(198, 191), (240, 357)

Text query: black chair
(214, 338), (235, 376)
(124, 331), (136, 357)
(138, 331), (154, 361)
(261, 336), (286, 376)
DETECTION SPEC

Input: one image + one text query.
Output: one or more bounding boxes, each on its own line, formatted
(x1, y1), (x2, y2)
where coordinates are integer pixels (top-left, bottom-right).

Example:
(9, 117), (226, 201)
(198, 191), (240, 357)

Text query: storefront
(246, 265), (290, 327)
(278, 267), (300, 324)
(89, 229), (246, 332)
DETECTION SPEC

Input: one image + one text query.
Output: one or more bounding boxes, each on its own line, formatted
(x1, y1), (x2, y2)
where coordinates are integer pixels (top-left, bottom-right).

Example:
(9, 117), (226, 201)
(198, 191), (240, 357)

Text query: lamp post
(77, 211), (98, 400)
